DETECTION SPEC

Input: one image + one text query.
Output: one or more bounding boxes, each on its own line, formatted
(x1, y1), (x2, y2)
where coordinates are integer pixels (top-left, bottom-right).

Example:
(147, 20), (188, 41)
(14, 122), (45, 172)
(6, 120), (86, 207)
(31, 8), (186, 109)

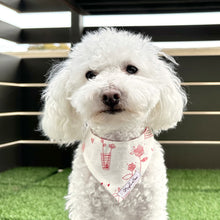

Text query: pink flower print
(128, 162), (136, 172)
(109, 144), (116, 149)
(140, 157), (148, 162)
(101, 139), (106, 147)
(130, 145), (148, 173)
(113, 187), (121, 202)
(130, 145), (144, 157)
(122, 163), (136, 180)
(100, 141), (116, 170)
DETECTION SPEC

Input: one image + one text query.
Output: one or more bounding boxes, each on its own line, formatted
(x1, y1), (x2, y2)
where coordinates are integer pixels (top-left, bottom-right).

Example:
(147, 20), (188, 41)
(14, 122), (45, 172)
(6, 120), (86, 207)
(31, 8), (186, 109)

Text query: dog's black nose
(102, 91), (121, 108)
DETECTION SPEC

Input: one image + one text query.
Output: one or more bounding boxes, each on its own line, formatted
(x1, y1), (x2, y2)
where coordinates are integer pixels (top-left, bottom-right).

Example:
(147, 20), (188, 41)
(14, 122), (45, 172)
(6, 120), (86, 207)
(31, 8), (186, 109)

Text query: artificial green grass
(0, 168), (219, 220)
(0, 167), (70, 220)
(167, 170), (220, 220)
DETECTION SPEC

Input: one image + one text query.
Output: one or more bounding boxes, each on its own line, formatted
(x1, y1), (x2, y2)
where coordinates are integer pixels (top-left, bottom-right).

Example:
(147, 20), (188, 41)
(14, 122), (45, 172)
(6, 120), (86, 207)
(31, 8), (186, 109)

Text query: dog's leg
(65, 148), (95, 220)
(140, 144), (168, 220)
(66, 148), (111, 220)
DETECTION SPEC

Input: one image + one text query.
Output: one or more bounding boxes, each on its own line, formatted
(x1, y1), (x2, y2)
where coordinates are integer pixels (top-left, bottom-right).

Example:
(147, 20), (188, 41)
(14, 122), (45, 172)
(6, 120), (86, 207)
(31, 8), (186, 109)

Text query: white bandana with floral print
(82, 127), (154, 203)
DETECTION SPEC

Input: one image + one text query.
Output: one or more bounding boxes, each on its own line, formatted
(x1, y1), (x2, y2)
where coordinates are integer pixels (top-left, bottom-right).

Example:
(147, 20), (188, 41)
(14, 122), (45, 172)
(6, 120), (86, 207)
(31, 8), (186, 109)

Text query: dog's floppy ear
(40, 61), (83, 144)
(148, 52), (187, 134)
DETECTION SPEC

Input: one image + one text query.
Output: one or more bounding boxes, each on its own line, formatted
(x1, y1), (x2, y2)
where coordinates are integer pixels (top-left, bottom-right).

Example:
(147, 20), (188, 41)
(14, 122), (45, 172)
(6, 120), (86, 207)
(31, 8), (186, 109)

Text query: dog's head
(41, 28), (187, 144)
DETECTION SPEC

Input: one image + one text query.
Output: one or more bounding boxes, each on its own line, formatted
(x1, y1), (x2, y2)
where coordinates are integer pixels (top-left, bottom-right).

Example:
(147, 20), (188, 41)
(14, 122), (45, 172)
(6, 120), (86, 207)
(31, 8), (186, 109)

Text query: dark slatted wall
(0, 0), (220, 171)
(0, 0), (75, 172)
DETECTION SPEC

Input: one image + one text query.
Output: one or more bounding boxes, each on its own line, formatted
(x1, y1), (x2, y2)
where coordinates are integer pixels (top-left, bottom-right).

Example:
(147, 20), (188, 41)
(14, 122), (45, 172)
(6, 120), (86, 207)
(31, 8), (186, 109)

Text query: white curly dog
(41, 28), (187, 220)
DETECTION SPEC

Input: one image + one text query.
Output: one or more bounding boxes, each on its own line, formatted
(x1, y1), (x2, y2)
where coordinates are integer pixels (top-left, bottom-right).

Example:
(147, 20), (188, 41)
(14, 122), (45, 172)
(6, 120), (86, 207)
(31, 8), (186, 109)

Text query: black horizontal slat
(18, 55), (220, 84)
(0, 143), (76, 171)
(84, 25), (220, 42)
(164, 144), (220, 169)
(0, 87), (21, 112)
(0, 54), (21, 82)
(18, 143), (220, 169)
(67, 0), (220, 14)
(21, 143), (76, 168)
(2, 0), (220, 14)
(0, 0), (70, 12)
(21, 116), (43, 140)
(0, 21), (21, 42)
(185, 86), (220, 111)
(158, 115), (220, 141)
(0, 56), (65, 84)
(19, 58), (65, 83)
(22, 143), (220, 169)
(1, 142), (219, 170)
(0, 0), (21, 11)
(175, 56), (220, 82)
(78, 4), (220, 15)
(15, 55), (219, 83)
(21, 28), (70, 44)
(0, 145), (22, 172)
(76, 0), (220, 5)
(18, 85), (220, 112)
(0, 25), (70, 44)
(20, 115), (220, 141)
(20, 0), (70, 12)
(18, 56), (220, 83)
(0, 117), (21, 144)
(21, 87), (44, 112)
(3, 55), (219, 85)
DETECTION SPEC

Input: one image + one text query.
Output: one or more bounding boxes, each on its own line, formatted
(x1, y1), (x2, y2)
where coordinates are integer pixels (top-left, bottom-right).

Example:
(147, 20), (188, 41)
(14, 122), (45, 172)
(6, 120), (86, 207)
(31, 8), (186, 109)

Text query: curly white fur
(40, 28), (187, 220)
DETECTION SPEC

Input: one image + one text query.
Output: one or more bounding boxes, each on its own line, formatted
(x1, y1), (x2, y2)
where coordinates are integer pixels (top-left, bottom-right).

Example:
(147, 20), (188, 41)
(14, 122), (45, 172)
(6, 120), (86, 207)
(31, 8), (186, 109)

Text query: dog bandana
(82, 127), (154, 203)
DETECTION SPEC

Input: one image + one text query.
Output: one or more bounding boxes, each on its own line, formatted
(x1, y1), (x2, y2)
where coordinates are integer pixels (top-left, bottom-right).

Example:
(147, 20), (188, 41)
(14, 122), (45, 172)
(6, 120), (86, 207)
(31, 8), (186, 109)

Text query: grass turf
(0, 168), (219, 220)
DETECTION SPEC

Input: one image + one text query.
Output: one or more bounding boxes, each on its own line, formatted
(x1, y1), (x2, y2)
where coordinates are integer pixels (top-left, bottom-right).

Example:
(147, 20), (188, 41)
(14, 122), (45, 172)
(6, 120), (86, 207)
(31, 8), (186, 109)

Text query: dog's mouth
(101, 108), (125, 115)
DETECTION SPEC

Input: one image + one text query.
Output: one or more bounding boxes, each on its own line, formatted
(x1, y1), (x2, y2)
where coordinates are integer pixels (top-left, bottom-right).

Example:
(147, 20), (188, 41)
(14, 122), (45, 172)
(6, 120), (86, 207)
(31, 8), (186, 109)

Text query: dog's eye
(85, 71), (96, 80)
(126, 65), (138, 74)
